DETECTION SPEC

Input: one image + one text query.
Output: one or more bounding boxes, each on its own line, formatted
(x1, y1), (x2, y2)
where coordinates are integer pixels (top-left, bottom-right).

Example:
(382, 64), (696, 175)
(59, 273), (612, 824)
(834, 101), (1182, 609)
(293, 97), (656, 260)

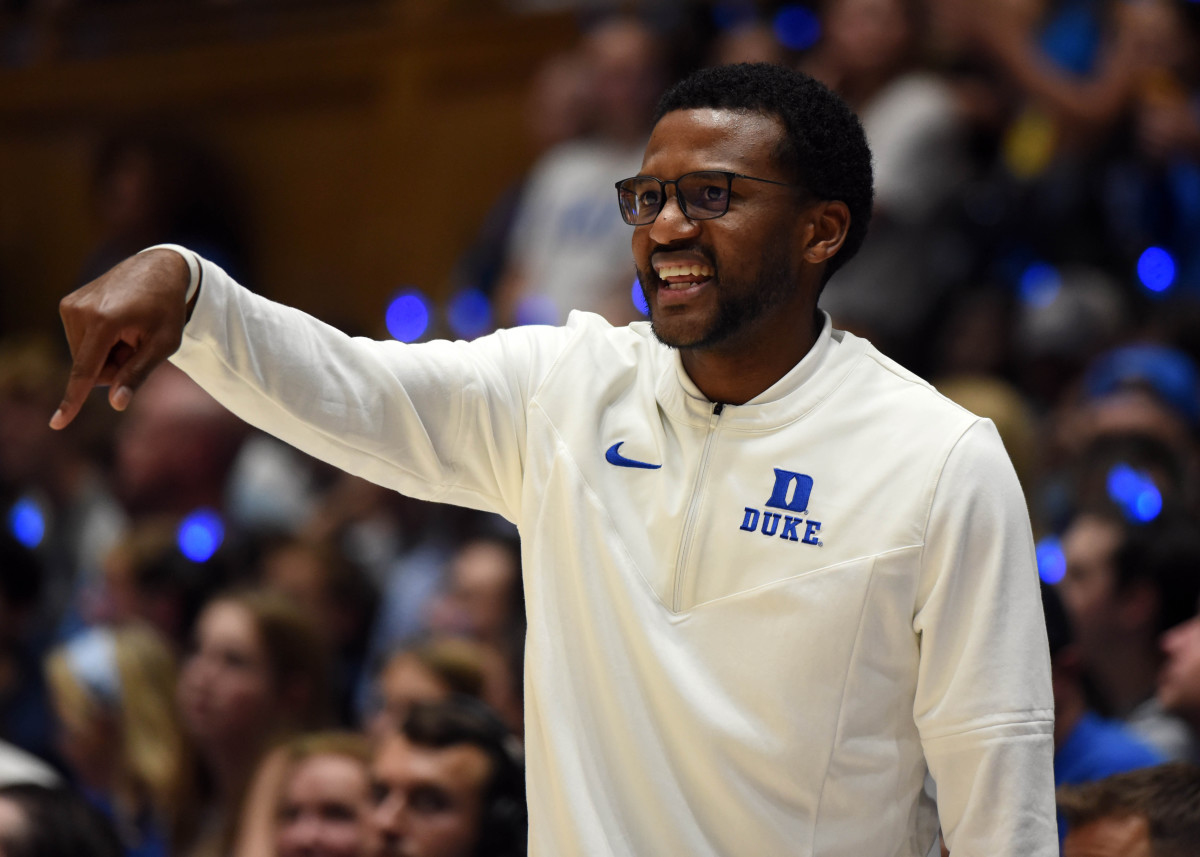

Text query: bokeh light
(385, 290), (431, 342)
(1036, 536), (1066, 585)
(447, 288), (493, 340)
(177, 509), (225, 563)
(1018, 262), (1061, 308)
(773, 5), (821, 51)
(1137, 247), (1176, 294)
(631, 277), (649, 316)
(8, 497), (45, 549)
(1106, 463), (1163, 524)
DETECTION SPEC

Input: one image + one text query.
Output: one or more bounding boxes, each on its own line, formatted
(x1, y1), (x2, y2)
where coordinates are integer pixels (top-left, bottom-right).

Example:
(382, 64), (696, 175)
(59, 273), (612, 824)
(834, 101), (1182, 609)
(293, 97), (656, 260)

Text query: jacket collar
(655, 311), (869, 430)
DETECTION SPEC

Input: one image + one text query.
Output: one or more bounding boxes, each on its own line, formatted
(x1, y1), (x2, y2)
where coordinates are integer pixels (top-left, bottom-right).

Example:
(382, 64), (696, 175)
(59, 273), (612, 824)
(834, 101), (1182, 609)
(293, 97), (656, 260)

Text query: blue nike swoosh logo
(605, 442), (662, 470)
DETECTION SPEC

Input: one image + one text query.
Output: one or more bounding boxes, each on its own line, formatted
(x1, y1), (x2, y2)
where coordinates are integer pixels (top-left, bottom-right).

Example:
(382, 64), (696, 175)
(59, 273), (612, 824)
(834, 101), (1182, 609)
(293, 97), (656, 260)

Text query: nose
(647, 187), (699, 246)
(373, 792), (409, 839)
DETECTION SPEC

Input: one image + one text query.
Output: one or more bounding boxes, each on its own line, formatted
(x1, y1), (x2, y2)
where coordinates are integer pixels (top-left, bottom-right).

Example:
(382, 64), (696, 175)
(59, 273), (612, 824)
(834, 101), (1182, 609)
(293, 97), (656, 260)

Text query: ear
(798, 200), (851, 267)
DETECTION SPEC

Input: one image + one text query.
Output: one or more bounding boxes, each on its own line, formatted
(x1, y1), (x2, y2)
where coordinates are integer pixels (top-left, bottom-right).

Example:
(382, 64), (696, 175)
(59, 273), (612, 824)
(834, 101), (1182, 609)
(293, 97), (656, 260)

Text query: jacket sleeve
(912, 418), (1058, 855)
(169, 254), (572, 523)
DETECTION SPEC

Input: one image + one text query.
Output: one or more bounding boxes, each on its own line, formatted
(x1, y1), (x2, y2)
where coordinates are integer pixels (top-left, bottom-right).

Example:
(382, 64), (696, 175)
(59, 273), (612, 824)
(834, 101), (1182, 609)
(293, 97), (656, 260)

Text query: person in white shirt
(50, 63), (1055, 856)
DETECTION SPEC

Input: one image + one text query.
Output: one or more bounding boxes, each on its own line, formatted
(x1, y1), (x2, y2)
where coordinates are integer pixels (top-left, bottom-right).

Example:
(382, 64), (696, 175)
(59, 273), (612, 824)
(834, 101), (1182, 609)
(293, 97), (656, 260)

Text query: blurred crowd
(4, 1), (1200, 855)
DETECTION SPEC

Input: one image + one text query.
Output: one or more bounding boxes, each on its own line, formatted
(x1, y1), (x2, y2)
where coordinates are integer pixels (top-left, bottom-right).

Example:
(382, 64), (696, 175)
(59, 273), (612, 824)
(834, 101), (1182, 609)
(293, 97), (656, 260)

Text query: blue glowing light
(513, 295), (559, 327)
(1107, 463), (1141, 504)
(773, 5), (821, 51)
(1133, 484), (1163, 522)
(1018, 262), (1061, 308)
(177, 509), (224, 563)
(1106, 463), (1163, 524)
(447, 289), (493, 340)
(1036, 536), (1066, 585)
(632, 277), (649, 316)
(385, 291), (431, 342)
(1137, 247), (1176, 293)
(8, 497), (45, 549)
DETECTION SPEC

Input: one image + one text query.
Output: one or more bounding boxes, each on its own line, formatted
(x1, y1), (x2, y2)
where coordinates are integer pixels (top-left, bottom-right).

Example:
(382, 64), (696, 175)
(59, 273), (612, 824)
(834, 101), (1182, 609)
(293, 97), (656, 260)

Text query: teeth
(655, 264), (714, 279)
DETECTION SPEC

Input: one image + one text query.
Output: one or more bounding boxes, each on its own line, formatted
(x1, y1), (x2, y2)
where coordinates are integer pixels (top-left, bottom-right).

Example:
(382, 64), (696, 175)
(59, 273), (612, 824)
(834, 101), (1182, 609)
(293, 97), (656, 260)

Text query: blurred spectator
(1159, 600), (1200, 758)
(446, 49), (592, 308)
(0, 782), (124, 857)
(256, 536), (378, 725)
(1058, 509), (1200, 759)
(0, 336), (125, 633)
(803, 0), (969, 363)
(426, 534), (524, 737)
(495, 15), (666, 326)
(1041, 582), (1163, 845)
(372, 697), (525, 857)
(45, 624), (185, 857)
(365, 636), (487, 744)
(0, 533), (57, 769)
(77, 130), (249, 287)
(1057, 762), (1200, 857)
(113, 364), (248, 520)
(93, 519), (231, 654)
(175, 587), (332, 857)
(234, 731), (376, 857)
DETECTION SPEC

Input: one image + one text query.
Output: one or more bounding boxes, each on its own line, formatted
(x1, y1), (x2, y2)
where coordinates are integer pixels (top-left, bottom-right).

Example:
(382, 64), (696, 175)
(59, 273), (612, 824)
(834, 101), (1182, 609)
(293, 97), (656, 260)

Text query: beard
(636, 243), (797, 351)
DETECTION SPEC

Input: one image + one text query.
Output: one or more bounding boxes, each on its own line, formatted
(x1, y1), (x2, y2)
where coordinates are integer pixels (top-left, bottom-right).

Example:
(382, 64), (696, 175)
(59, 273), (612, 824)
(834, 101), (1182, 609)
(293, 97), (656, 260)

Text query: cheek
(316, 820), (366, 855)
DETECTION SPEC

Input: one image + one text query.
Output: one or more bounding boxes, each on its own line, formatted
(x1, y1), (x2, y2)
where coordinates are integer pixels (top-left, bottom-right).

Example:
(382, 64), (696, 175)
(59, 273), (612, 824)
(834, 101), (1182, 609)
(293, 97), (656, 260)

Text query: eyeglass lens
(617, 172), (732, 225)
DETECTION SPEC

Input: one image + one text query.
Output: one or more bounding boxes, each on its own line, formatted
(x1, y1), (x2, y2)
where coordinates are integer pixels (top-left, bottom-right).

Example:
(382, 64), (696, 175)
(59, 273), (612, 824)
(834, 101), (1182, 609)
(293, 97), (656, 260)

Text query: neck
(1087, 642), (1161, 717)
(1054, 689), (1086, 751)
(681, 311), (822, 405)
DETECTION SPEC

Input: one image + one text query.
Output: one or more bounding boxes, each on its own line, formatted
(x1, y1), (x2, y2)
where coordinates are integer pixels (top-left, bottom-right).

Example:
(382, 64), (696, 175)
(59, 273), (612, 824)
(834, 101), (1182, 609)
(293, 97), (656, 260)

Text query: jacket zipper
(672, 402), (724, 612)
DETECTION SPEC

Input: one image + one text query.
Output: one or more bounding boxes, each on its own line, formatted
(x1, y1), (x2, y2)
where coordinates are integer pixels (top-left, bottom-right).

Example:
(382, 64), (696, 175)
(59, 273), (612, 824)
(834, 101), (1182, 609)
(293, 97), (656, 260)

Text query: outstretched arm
(52, 246), (196, 429)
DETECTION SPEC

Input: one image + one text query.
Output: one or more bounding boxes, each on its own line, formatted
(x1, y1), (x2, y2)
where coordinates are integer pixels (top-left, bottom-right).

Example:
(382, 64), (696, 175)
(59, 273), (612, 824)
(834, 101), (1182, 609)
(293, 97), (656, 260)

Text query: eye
(638, 188), (662, 208)
(409, 786), (451, 814)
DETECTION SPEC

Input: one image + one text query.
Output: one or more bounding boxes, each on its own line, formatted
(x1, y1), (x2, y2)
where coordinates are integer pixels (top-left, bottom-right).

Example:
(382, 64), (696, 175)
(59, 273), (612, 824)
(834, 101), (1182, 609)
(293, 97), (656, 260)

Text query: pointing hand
(51, 248), (192, 429)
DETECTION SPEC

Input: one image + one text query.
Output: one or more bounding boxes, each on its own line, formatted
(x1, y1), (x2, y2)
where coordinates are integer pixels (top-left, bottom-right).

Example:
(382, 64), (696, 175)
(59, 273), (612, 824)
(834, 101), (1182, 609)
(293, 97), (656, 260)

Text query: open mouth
(653, 262), (715, 291)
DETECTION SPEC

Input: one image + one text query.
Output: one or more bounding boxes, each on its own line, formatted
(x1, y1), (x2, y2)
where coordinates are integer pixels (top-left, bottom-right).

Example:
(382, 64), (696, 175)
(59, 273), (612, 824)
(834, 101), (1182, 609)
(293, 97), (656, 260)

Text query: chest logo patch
(740, 468), (823, 545)
(605, 441), (662, 470)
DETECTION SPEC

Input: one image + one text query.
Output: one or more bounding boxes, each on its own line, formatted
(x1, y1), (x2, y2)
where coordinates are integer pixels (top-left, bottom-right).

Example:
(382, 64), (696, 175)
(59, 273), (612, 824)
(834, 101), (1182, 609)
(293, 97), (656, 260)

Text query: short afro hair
(654, 63), (874, 284)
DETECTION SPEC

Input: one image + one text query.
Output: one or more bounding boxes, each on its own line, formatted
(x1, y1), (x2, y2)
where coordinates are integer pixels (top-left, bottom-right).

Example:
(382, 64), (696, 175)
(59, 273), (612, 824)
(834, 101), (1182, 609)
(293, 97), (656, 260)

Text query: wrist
(138, 243), (201, 304)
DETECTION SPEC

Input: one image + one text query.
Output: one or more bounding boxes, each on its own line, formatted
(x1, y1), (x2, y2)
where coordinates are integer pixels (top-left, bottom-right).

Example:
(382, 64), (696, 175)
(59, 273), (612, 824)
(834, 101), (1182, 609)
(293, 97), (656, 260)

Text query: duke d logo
(739, 468), (823, 546)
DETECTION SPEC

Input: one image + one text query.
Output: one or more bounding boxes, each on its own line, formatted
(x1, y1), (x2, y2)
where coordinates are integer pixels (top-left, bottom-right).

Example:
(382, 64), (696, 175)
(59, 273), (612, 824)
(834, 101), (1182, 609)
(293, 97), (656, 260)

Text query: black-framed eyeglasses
(614, 170), (802, 226)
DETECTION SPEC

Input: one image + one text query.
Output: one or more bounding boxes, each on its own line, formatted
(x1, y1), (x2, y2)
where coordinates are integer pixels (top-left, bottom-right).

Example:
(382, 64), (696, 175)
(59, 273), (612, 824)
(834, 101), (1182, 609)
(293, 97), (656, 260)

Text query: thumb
(107, 334), (177, 411)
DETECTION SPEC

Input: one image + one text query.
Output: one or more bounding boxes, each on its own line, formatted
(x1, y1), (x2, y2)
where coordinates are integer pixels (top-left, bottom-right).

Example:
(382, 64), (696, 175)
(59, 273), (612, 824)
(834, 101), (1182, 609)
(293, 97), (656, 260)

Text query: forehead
(285, 753), (369, 799)
(373, 736), (491, 793)
(1063, 814), (1152, 857)
(641, 108), (786, 178)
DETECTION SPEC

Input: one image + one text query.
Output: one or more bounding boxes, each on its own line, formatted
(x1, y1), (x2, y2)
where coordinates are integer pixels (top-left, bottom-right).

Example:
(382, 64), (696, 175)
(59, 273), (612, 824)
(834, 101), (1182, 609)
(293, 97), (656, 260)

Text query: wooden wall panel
(0, 9), (576, 340)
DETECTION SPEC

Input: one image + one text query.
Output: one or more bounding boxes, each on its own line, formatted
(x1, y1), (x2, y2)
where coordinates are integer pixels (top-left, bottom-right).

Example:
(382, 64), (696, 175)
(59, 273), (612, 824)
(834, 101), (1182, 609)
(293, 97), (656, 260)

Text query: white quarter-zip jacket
(171, 255), (1057, 856)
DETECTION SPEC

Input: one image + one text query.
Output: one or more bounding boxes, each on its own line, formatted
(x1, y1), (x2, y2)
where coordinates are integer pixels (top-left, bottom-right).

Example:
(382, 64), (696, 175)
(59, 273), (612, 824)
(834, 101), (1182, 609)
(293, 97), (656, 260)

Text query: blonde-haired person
(45, 623), (186, 857)
(175, 586), (333, 857)
(235, 731), (377, 857)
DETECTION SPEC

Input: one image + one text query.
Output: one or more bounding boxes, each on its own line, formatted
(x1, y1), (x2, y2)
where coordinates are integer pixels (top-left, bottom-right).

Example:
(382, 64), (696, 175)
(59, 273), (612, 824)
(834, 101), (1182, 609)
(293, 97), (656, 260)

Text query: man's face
(1062, 814), (1153, 857)
(1057, 514), (1124, 655)
(632, 108), (815, 353)
(371, 735), (492, 857)
(1159, 614), (1200, 721)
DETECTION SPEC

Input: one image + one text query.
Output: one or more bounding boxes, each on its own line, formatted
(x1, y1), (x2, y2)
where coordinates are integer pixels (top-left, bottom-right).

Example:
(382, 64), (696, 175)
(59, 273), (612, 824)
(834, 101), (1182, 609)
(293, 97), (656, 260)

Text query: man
(1058, 508), (1200, 760)
(51, 64), (1056, 854)
(1056, 763), (1200, 857)
(372, 698), (526, 857)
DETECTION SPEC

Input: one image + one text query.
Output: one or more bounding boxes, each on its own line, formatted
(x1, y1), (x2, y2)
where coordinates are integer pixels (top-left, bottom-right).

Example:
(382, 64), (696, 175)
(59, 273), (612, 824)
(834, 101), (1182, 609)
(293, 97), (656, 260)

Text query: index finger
(49, 329), (114, 430)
